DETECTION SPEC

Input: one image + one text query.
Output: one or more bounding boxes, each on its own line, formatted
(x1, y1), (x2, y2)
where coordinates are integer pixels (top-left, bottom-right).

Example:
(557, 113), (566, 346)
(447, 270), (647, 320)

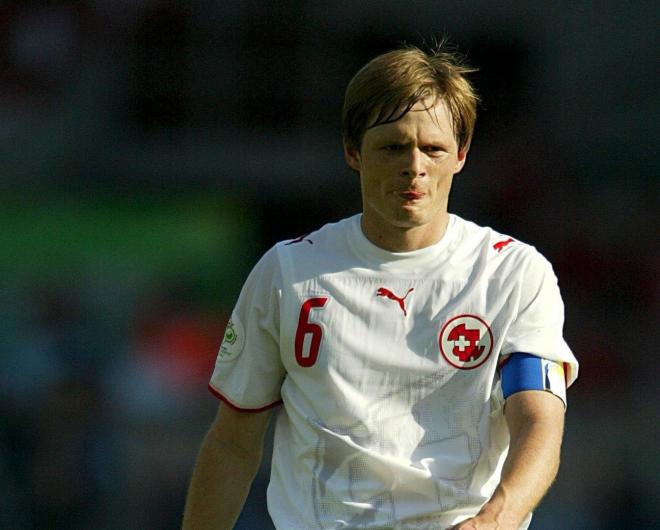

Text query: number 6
(295, 297), (328, 367)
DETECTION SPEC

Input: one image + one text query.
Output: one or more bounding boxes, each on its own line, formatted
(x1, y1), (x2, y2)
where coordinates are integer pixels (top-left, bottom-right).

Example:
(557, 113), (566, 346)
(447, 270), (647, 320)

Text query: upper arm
(210, 247), (285, 411)
(504, 390), (565, 441)
(207, 404), (273, 458)
(500, 353), (568, 407)
(500, 250), (579, 388)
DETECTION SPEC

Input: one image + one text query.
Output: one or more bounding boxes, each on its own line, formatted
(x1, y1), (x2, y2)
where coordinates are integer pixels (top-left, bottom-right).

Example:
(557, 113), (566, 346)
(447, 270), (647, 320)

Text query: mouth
(397, 190), (425, 201)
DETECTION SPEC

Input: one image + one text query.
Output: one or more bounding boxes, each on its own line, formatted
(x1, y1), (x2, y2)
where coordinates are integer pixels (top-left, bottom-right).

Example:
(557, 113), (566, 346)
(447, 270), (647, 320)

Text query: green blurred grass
(0, 193), (260, 308)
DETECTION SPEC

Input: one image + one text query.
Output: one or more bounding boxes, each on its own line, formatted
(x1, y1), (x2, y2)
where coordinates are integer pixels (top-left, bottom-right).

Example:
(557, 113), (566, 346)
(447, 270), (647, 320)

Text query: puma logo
(376, 287), (414, 316)
(493, 237), (515, 253)
(285, 234), (313, 245)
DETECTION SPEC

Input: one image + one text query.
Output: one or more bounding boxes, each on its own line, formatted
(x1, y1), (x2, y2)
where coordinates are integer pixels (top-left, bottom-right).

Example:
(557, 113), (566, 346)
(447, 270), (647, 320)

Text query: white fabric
(210, 213), (578, 530)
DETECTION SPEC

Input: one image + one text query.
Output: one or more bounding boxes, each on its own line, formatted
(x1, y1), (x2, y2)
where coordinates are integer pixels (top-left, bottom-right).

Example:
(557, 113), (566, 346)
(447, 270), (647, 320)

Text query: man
(183, 44), (578, 530)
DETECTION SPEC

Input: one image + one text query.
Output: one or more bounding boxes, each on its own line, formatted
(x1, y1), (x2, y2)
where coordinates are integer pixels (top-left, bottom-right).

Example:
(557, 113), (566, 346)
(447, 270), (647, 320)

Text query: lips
(398, 190), (425, 200)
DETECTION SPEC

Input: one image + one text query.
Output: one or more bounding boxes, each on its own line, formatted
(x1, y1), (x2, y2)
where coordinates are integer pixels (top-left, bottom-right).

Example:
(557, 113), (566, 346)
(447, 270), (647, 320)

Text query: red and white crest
(439, 314), (493, 369)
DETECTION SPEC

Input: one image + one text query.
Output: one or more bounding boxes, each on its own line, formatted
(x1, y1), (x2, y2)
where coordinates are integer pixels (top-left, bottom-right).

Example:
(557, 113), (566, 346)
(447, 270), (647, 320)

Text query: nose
(401, 147), (426, 179)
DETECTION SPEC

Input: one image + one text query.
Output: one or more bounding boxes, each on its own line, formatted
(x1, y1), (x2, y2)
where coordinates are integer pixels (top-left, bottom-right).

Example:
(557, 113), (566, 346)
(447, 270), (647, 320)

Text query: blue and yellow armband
(501, 353), (567, 407)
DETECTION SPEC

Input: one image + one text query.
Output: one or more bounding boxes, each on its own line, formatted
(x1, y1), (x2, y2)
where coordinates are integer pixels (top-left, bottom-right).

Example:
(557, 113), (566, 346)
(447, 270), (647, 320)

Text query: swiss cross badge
(439, 315), (493, 369)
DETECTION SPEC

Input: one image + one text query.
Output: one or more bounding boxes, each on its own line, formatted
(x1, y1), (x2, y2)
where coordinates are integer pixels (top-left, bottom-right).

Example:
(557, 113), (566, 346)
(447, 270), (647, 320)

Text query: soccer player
(182, 44), (578, 530)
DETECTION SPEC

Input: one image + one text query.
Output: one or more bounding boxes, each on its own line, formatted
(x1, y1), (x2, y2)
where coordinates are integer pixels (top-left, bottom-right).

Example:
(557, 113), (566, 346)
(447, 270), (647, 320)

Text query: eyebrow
(372, 126), (451, 143)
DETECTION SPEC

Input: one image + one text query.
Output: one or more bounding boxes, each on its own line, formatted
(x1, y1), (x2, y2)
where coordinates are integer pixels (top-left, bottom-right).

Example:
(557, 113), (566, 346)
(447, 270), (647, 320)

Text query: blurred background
(0, 1), (657, 528)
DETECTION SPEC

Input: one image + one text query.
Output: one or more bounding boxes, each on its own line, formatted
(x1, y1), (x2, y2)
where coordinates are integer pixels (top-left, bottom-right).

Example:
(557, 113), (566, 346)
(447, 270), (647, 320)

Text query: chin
(389, 214), (429, 229)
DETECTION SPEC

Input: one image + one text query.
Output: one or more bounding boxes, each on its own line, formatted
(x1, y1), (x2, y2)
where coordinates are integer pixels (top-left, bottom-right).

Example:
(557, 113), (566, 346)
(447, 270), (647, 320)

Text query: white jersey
(210, 213), (578, 530)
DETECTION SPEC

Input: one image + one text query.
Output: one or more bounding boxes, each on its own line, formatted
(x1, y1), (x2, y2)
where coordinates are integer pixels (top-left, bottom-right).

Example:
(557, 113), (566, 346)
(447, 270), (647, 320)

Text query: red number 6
(295, 297), (328, 367)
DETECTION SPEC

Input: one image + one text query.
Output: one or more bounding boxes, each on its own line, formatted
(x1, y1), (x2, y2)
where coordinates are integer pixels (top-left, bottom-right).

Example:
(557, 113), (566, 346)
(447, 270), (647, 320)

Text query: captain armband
(500, 353), (567, 407)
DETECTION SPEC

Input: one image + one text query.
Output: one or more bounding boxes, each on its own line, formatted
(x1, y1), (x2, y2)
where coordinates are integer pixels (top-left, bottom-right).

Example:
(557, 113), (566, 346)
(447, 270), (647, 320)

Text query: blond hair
(342, 44), (479, 153)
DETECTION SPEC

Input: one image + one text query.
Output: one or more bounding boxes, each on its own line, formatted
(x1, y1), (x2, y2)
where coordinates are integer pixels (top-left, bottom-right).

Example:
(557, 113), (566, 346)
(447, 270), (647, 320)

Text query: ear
(343, 142), (361, 173)
(453, 148), (469, 174)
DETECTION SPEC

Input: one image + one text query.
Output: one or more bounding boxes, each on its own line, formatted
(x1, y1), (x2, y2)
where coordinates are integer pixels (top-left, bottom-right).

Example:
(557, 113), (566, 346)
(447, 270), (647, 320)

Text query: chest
(278, 273), (518, 379)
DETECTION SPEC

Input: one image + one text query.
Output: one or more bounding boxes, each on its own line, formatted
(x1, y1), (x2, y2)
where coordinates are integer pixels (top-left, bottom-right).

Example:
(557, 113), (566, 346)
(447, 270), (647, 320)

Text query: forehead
(366, 99), (455, 141)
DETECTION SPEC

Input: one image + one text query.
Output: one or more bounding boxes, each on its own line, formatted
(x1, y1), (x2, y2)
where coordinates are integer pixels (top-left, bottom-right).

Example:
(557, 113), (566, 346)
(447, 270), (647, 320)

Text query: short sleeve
(501, 251), (578, 387)
(209, 246), (285, 410)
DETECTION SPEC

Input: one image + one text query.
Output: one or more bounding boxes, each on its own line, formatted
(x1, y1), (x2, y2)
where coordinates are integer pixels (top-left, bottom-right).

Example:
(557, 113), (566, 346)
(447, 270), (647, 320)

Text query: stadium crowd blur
(0, 1), (657, 529)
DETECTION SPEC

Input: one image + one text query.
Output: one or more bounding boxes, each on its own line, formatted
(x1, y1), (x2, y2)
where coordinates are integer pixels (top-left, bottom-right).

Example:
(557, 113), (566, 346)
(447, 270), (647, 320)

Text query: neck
(361, 212), (450, 252)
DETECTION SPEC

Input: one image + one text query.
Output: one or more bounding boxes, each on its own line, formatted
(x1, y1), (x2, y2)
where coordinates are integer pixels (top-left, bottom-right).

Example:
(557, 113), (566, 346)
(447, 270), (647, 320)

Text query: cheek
(363, 176), (386, 195)
(363, 157), (388, 173)
(362, 161), (389, 184)
(432, 158), (459, 177)
(430, 163), (455, 188)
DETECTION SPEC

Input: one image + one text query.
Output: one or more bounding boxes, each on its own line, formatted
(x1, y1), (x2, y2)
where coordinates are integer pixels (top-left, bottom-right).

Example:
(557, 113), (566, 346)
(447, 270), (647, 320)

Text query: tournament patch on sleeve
(217, 314), (245, 362)
(501, 353), (567, 406)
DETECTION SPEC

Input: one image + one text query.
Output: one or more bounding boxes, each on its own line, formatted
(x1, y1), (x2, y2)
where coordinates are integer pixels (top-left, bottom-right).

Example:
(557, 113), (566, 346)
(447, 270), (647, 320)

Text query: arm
(182, 404), (273, 530)
(450, 390), (565, 530)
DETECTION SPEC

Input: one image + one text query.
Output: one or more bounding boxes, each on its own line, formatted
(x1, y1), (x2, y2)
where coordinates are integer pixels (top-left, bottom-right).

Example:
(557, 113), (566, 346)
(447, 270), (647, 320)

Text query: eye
(383, 144), (403, 152)
(423, 145), (444, 153)
(422, 145), (446, 154)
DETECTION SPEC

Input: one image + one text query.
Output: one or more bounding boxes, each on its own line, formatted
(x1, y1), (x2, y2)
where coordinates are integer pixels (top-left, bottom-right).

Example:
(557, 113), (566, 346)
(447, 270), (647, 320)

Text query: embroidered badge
(218, 315), (245, 362)
(439, 314), (494, 369)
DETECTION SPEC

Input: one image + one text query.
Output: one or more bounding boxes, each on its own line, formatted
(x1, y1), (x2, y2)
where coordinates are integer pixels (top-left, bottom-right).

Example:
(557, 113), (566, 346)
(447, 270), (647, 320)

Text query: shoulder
(260, 215), (359, 280)
(274, 215), (357, 257)
(451, 215), (554, 274)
